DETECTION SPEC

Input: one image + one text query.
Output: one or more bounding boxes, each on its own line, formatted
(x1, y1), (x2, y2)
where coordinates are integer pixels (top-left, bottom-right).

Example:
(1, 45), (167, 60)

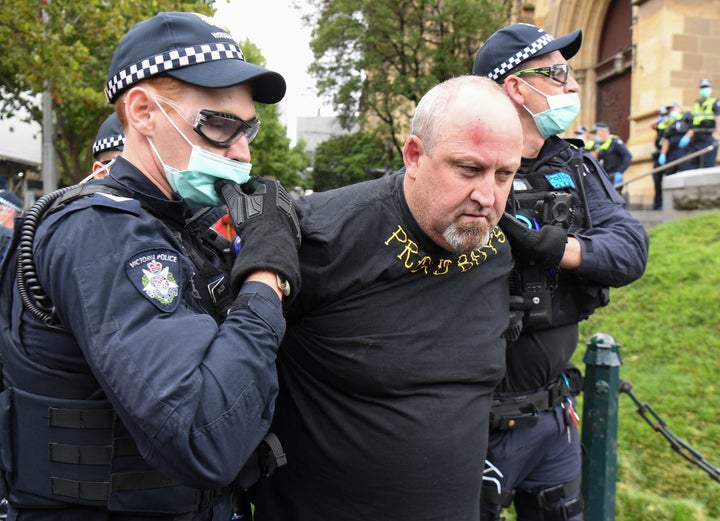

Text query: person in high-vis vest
(651, 107), (670, 166)
(654, 103), (693, 209)
(591, 122), (632, 193)
(679, 78), (720, 171)
(573, 125), (597, 153)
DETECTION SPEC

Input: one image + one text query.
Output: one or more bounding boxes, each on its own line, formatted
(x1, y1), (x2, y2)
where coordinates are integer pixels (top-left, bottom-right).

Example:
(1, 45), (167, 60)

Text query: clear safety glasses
(514, 63), (573, 85)
(153, 94), (261, 147)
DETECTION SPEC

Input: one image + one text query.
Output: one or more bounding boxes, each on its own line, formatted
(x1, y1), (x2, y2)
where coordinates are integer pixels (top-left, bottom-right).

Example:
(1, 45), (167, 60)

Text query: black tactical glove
(499, 211), (567, 267)
(216, 176), (301, 301)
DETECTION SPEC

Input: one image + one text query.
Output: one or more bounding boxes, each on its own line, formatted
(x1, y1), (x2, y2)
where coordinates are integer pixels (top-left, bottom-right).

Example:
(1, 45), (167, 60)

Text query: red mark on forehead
(466, 122), (486, 145)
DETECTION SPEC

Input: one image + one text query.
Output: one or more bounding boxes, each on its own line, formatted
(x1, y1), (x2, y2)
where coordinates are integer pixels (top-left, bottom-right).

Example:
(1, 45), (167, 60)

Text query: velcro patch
(127, 249), (182, 312)
(545, 172), (576, 189)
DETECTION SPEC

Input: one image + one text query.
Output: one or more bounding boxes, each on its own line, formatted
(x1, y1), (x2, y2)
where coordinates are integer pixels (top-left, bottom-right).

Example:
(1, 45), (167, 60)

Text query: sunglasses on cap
(153, 94), (261, 147)
(513, 63), (573, 85)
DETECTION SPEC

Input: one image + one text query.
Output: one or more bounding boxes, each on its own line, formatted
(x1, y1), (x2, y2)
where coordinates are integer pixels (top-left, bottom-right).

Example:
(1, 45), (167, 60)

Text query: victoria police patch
(127, 249), (182, 312)
(545, 172), (576, 189)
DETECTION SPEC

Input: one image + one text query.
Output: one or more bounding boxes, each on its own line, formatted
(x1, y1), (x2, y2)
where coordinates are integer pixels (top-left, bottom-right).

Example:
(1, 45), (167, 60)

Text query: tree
(0, 1), (215, 186)
(0, 1), (310, 190)
(312, 131), (395, 192)
(240, 40), (312, 190)
(304, 0), (513, 158)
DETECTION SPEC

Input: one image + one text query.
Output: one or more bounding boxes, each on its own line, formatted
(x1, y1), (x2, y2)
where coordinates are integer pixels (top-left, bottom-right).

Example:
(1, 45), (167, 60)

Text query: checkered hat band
(106, 43), (245, 101)
(93, 135), (125, 155)
(0, 196), (21, 213)
(488, 33), (555, 80)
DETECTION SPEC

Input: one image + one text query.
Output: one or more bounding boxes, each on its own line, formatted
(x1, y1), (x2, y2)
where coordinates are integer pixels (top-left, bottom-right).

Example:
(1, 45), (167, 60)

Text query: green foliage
(0, 0), (213, 186)
(304, 0), (513, 158)
(240, 40), (312, 189)
(312, 130), (394, 192)
(0, 1), (309, 190)
(575, 211), (720, 520)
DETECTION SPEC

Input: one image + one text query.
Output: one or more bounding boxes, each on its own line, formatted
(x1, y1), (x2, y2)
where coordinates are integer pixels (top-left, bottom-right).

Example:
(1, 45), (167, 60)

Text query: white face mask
(149, 97), (252, 209)
(519, 78), (581, 138)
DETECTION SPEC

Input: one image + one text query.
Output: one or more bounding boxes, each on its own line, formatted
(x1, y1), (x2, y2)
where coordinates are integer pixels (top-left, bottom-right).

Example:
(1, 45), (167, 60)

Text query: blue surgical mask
(519, 78), (581, 138)
(700, 87), (712, 98)
(149, 97), (252, 209)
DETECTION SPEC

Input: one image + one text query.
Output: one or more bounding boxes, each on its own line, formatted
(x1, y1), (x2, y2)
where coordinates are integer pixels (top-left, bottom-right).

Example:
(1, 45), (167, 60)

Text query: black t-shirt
(254, 172), (513, 521)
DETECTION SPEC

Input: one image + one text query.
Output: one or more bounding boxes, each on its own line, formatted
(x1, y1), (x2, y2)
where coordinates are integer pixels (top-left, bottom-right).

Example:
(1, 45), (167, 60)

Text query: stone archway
(535, 0), (632, 140)
(594, 0), (633, 141)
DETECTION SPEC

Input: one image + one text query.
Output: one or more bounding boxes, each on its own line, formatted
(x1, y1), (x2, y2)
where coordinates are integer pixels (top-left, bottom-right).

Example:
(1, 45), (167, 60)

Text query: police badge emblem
(127, 249), (182, 312)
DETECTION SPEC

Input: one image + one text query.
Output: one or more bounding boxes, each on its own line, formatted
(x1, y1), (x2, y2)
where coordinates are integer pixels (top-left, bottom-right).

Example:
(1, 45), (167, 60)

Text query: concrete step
(628, 208), (665, 230)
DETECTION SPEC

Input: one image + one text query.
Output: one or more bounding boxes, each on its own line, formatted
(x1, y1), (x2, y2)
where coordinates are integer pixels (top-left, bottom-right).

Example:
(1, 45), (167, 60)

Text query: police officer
(591, 122), (632, 193)
(573, 125), (596, 153)
(91, 112), (125, 179)
(680, 79), (720, 170)
(472, 23), (649, 521)
(654, 103), (692, 209)
(0, 11), (300, 521)
(652, 107), (670, 164)
(0, 189), (22, 230)
(0, 189), (23, 273)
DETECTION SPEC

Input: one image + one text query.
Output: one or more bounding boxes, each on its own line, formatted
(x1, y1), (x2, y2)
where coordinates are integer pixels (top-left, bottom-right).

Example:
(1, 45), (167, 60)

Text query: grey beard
(443, 221), (491, 254)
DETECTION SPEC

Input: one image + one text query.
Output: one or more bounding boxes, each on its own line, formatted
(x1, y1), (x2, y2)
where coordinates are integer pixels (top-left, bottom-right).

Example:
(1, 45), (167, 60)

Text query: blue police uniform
(482, 136), (649, 521)
(0, 157), (285, 520)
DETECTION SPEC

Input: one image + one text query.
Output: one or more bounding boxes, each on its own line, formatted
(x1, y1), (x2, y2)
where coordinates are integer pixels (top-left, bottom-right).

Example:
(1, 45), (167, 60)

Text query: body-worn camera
(535, 192), (576, 230)
(510, 260), (554, 329)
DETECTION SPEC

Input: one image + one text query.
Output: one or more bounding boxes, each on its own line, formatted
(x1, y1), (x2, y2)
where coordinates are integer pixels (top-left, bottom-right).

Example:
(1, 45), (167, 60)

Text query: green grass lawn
(574, 210), (720, 520)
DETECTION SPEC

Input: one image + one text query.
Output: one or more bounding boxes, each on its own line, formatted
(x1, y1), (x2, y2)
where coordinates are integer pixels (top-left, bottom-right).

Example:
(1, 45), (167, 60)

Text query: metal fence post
(581, 332), (622, 521)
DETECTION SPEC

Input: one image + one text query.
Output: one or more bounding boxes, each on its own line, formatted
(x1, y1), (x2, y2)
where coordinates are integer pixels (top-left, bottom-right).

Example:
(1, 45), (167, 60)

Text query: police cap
(0, 190), (22, 213)
(93, 113), (125, 158)
(472, 23), (582, 82)
(105, 12), (286, 105)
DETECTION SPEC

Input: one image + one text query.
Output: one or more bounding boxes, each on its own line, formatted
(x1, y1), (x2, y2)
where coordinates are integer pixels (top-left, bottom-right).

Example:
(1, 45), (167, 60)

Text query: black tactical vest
(507, 140), (609, 332)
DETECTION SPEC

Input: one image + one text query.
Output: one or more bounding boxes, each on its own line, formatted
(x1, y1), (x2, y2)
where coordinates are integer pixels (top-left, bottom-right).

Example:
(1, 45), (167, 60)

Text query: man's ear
(402, 135), (424, 177)
(502, 76), (525, 106)
(123, 87), (155, 135)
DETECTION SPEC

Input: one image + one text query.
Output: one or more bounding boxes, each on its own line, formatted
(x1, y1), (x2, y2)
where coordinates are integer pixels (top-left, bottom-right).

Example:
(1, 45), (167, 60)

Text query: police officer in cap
(473, 22), (649, 521)
(680, 78), (720, 170)
(91, 112), (126, 178)
(0, 189), (22, 230)
(0, 11), (299, 521)
(573, 125), (595, 153)
(654, 102), (692, 209)
(591, 122), (632, 193)
(0, 189), (23, 273)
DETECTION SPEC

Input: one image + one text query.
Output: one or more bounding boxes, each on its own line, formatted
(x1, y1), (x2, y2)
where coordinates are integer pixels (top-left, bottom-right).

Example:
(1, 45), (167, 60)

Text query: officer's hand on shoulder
(499, 212), (567, 267)
(216, 176), (301, 302)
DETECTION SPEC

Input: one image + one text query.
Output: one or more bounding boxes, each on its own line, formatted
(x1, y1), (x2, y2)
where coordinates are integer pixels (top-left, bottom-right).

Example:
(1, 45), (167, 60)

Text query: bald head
(411, 76), (519, 156)
(403, 75), (522, 253)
